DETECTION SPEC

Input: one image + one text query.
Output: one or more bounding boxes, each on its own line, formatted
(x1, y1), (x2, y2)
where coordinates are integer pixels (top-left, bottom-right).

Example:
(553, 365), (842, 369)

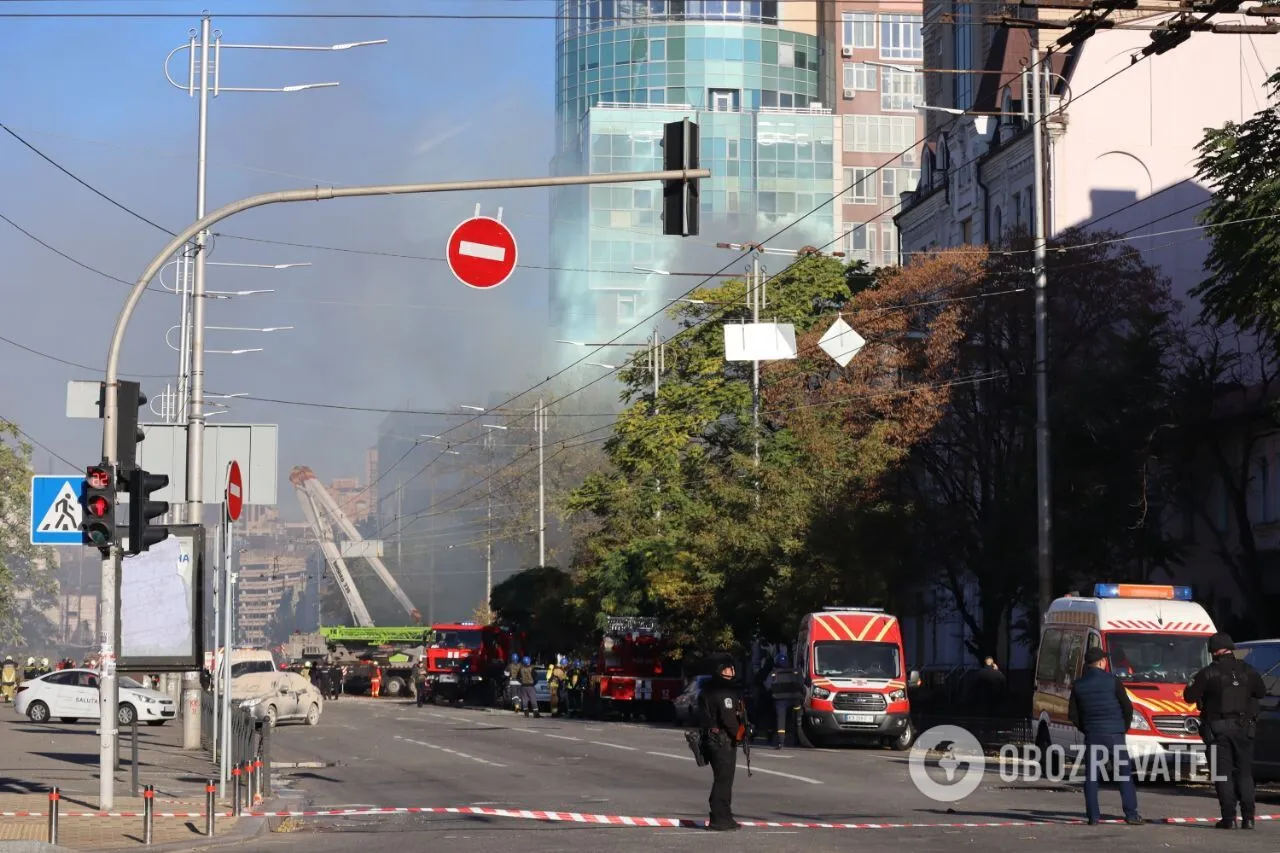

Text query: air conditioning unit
(843, 88), (855, 100)
(841, 46), (854, 57)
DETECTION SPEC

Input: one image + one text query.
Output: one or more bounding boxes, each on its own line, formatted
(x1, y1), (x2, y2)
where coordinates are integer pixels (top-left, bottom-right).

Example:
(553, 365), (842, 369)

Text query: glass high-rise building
(551, 1), (839, 344)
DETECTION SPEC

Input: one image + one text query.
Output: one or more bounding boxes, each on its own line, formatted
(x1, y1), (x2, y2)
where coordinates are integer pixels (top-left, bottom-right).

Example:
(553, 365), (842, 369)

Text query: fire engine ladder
(290, 466), (421, 626)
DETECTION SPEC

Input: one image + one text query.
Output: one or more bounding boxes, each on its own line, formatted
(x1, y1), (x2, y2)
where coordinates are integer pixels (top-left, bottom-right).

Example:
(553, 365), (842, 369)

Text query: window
(1012, 191), (1023, 228)
(778, 43), (796, 67)
(959, 218), (972, 244)
(842, 11), (876, 48)
(881, 68), (922, 112)
(1036, 628), (1063, 683)
(953, 4), (973, 110)
(843, 62), (877, 91)
(844, 115), (916, 153)
(709, 88), (739, 111)
(880, 220), (898, 265)
(617, 292), (638, 322)
(991, 206), (1003, 239)
(880, 14), (923, 60)
(846, 223), (876, 263)
(881, 167), (920, 200)
(844, 167), (877, 204)
(1059, 630), (1084, 687)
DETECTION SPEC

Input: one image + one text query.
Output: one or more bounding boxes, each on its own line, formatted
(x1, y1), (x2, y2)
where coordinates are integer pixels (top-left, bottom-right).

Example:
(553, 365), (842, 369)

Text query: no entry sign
(226, 460), (243, 522)
(446, 216), (518, 289)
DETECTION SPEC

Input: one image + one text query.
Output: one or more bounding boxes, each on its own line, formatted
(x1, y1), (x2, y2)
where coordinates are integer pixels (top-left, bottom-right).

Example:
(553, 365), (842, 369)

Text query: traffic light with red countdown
(82, 463), (116, 551)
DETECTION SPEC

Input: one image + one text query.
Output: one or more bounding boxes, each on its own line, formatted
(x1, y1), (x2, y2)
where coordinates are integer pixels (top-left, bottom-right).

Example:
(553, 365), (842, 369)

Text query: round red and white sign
(446, 216), (518, 289)
(226, 460), (243, 522)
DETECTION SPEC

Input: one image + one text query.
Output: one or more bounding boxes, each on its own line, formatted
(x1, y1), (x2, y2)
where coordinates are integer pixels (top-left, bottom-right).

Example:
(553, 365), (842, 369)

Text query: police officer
(1185, 632), (1266, 829)
(766, 648), (802, 749)
(698, 654), (744, 831)
(1068, 647), (1142, 825)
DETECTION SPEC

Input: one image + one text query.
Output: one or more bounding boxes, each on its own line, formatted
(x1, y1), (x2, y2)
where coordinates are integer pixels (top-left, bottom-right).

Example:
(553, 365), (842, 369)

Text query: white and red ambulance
(1031, 584), (1216, 773)
(795, 607), (914, 750)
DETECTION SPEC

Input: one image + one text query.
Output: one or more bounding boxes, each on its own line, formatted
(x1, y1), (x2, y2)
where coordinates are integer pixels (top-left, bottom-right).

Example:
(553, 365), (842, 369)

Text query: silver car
(234, 671), (323, 726)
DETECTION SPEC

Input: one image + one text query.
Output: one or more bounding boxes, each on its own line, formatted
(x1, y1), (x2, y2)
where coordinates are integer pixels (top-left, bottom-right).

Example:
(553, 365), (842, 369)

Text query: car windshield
(813, 641), (901, 679)
(1107, 632), (1210, 684)
(434, 629), (482, 650)
(120, 676), (145, 689)
(231, 661), (274, 677)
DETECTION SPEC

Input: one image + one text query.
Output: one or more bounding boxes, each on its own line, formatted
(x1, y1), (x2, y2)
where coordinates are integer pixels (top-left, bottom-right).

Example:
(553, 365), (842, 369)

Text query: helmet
(522, 655), (531, 666)
(27, 657), (34, 666)
(41, 658), (49, 666)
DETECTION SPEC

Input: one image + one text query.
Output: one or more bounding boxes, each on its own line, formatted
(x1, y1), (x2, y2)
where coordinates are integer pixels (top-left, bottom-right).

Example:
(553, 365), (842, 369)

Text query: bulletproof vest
(770, 668), (804, 700)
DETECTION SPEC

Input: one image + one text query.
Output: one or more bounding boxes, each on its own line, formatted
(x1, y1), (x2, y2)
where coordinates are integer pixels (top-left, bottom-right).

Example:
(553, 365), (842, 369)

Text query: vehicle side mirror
(909, 670), (922, 688)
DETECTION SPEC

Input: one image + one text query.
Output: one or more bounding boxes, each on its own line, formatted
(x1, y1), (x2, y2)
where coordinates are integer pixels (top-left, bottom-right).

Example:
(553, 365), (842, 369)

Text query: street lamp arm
(102, 165), (711, 459)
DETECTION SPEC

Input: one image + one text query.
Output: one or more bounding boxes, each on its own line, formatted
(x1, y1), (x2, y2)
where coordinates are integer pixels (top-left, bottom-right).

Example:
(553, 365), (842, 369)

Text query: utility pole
(750, 253), (761, 472)
(651, 328), (664, 519)
(485, 430), (494, 610)
(537, 397), (546, 567)
(396, 481), (403, 572)
(1030, 46), (1054, 618)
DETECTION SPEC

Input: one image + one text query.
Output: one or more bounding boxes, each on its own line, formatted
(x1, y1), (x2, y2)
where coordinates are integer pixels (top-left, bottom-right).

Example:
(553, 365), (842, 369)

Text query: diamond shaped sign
(818, 317), (865, 367)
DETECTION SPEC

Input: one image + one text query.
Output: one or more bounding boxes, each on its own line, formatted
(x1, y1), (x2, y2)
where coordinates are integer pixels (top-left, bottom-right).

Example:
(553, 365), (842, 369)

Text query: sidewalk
(0, 712), (246, 850)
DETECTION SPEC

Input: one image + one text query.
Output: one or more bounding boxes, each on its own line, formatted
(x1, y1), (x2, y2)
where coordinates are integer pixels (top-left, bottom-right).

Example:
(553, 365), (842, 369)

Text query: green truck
(283, 626), (436, 698)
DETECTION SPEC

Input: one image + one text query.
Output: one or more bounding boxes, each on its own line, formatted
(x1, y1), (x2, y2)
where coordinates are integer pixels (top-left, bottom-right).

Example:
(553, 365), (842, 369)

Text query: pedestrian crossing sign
(30, 475), (87, 545)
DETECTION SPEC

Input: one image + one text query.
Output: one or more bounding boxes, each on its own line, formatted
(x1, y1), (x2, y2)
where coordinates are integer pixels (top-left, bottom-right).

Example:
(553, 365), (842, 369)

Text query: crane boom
(290, 466), (422, 625)
(293, 480), (374, 626)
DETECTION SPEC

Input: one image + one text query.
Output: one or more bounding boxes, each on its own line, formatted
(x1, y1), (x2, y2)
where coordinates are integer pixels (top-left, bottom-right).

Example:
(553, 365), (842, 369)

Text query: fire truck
(585, 616), (683, 721)
(425, 622), (513, 706)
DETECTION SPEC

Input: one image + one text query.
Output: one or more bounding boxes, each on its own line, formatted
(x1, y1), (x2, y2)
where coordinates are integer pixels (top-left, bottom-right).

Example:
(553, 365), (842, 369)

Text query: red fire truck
(586, 616), (683, 721)
(425, 622), (513, 706)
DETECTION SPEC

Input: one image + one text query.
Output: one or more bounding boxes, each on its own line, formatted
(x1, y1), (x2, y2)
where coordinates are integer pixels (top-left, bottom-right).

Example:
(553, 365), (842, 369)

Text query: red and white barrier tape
(2, 805), (1276, 828)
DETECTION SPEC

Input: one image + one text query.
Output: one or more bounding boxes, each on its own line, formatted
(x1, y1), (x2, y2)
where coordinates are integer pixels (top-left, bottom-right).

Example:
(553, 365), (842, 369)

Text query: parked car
(15, 669), (177, 726)
(1234, 639), (1280, 782)
(233, 671), (323, 726)
(673, 675), (711, 726)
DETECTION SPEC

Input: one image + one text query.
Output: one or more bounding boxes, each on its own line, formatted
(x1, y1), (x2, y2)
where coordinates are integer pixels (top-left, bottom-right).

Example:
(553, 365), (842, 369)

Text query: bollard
(205, 780), (216, 836)
(252, 758), (263, 803)
(143, 784), (154, 846)
(243, 759), (253, 809)
(231, 764), (242, 817)
(47, 787), (59, 845)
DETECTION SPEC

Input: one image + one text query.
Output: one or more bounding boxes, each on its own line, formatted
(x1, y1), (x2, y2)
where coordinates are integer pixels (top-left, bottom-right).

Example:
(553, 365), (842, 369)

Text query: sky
(0, 0), (564, 512)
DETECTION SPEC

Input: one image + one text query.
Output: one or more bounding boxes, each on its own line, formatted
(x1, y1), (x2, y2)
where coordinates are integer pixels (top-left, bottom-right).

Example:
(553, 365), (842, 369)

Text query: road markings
(589, 741), (638, 751)
(394, 735), (507, 768)
(644, 751), (822, 785)
(544, 734), (581, 741)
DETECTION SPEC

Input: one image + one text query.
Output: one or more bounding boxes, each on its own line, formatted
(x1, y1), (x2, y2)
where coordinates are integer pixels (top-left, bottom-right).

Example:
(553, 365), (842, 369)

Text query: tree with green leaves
(0, 421), (57, 648)
(1194, 72), (1280, 337)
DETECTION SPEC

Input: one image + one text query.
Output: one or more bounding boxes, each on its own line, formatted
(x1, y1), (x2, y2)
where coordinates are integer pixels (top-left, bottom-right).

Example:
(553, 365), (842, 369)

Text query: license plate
(436, 674), (457, 683)
(840, 712), (876, 724)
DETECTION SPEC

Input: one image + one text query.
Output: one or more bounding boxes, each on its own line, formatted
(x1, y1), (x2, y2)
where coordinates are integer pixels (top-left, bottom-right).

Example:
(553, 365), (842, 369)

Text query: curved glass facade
(550, 0), (837, 344)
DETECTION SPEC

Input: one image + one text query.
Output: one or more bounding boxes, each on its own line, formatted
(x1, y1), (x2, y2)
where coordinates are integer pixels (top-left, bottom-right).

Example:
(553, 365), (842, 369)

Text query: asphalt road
(188, 698), (1280, 853)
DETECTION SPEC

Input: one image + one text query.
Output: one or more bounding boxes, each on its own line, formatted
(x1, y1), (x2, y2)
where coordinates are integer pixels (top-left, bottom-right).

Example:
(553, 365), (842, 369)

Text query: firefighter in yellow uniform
(1, 655), (17, 703)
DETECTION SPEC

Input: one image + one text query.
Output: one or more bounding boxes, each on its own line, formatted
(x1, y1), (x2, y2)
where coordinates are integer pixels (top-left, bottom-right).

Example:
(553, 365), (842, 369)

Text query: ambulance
(795, 607), (915, 750)
(1031, 584), (1216, 774)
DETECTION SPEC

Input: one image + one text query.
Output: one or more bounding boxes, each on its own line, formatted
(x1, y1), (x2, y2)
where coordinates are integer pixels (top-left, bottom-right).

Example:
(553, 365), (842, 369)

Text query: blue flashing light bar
(1093, 583), (1193, 601)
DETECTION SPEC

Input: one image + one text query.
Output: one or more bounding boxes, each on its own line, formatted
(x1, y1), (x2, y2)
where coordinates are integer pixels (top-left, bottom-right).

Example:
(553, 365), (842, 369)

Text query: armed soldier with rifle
(689, 654), (751, 831)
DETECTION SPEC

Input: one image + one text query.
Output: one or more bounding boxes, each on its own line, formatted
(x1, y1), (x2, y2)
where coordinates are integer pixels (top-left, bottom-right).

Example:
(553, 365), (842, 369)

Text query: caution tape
(2, 805), (1276, 827)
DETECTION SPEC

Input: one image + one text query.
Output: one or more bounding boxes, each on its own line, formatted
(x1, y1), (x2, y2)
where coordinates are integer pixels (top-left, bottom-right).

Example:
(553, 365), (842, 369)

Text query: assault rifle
(735, 700), (753, 777)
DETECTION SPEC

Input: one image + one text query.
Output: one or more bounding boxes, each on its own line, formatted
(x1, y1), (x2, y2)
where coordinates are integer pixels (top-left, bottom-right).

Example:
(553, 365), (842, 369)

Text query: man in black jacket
(698, 654), (744, 831)
(1069, 647), (1142, 825)
(1185, 632), (1267, 829)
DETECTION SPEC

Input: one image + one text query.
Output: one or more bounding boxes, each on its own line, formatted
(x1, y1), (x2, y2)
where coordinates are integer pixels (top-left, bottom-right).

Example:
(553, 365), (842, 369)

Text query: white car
(15, 668), (177, 726)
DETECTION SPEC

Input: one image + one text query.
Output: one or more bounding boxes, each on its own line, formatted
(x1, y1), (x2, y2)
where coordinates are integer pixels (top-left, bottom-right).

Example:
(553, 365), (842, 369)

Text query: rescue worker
(548, 657), (567, 717)
(38, 658), (51, 676)
(412, 661), (427, 707)
(1185, 632), (1267, 829)
(23, 657), (38, 681)
(1, 655), (17, 703)
(698, 654), (744, 831)
(370, 665), (382, 698)
(765, 648), (802, 749)
(514, 655), (539, 718)
(1068, 647), (1142, 825)
(566, 660), (583, 718)
(327, 664), (343, 701)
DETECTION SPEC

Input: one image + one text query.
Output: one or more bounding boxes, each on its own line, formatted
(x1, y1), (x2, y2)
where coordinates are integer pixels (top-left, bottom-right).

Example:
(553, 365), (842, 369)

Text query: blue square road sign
(31, 475), (87, 545)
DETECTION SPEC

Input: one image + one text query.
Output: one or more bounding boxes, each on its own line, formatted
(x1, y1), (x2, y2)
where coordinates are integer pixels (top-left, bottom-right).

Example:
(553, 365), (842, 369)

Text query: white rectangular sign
(119, 526), (204, 670)
(135, 423), (278, 506)
(723, 322), (798, 362)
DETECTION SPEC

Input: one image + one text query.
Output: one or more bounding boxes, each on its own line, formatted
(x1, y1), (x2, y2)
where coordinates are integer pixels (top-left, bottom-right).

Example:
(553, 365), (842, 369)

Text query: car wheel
(117, 704), (136, 726)
(891, 720), (914, 751)
(383, 676), (407, 698)
(59, 717), (80, 724)
(27, 701), (50, 723)
(305, 703), (320, 726)
(265, 705), (278, 727)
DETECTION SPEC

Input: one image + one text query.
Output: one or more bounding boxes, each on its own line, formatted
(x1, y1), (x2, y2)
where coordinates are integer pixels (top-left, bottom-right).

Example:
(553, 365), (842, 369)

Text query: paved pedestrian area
(0, 712), (243, 850)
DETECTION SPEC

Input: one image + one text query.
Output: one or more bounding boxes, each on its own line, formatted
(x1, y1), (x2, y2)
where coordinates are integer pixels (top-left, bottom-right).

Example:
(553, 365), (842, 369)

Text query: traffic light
(115, 381), (148, 472)
(661, 117), (700, 237)
(121, 467), (170, 555)
(82, 463), (116, 551)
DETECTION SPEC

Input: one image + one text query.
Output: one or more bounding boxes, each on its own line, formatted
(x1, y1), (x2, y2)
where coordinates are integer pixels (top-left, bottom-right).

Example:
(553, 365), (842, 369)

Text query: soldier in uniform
(766, 648), (802, 749)
(698, 654), (744, 831)
(1185, 633), (1267, 829)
